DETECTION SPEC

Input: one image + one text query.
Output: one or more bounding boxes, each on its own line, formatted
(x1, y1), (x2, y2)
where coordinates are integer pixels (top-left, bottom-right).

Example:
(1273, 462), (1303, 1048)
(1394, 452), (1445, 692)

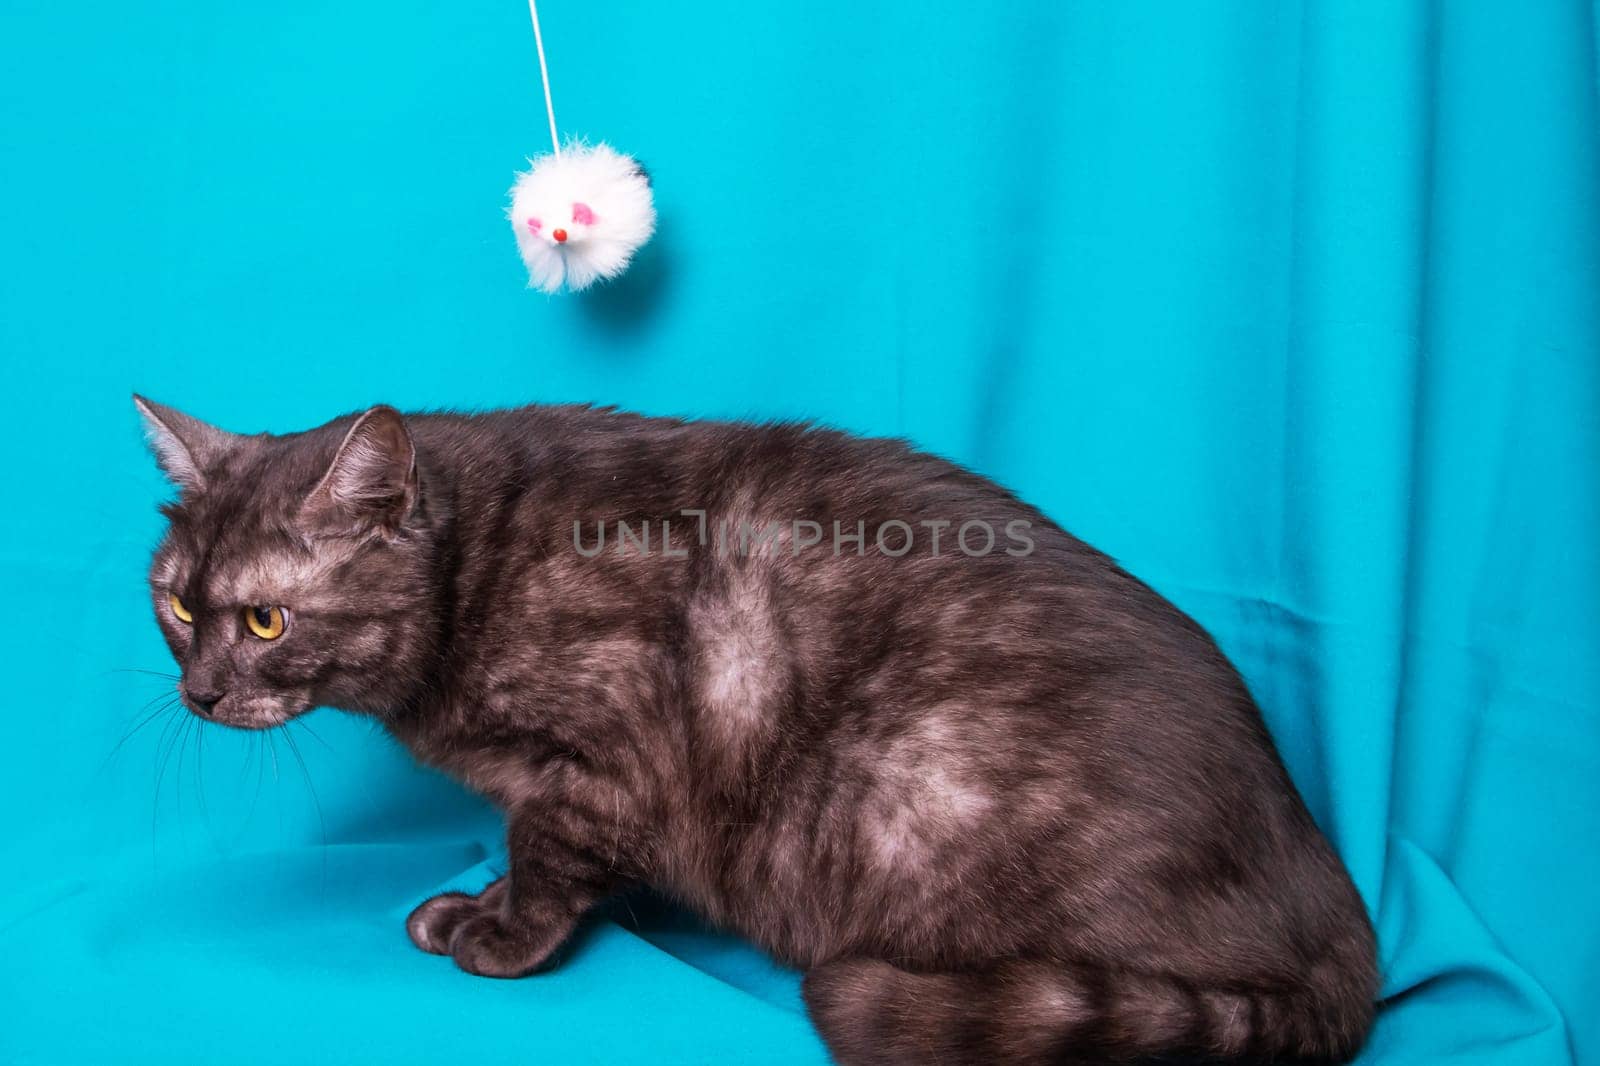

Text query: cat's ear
(133, 394), (236, 492)
(299, 405), (417, 538)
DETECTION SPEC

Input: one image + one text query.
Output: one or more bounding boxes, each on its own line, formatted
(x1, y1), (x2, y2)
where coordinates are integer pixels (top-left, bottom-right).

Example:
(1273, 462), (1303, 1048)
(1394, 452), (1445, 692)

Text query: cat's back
(413, 403), (1046, 527)
(410, 402), (1204, 696)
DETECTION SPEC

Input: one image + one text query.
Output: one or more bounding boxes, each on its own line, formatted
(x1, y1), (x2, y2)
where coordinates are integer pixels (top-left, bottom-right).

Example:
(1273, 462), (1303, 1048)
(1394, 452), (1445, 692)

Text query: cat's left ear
(133, 394), (237, 492)
(298, 405), (417, 538)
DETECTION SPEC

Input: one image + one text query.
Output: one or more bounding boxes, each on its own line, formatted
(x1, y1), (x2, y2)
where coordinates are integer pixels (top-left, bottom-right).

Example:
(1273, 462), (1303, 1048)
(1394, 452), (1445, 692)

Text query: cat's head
(135, 398), (438, 729)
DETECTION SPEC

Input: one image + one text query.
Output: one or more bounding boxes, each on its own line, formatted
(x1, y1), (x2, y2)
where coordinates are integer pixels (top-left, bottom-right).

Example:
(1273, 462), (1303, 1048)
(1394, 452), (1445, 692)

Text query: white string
(527, 0), (561, 159)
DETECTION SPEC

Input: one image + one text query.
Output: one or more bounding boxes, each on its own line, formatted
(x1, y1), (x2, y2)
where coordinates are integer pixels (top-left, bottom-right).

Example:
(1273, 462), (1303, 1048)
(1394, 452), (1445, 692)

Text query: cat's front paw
(406, 878), (509, 955)
(448, 913), (551, 979)
(406, 891), (486, 955)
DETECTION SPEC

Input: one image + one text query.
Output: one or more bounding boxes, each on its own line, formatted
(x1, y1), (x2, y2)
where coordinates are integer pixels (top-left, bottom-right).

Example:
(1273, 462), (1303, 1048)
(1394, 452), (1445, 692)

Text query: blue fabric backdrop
(1, 1), (1595, 1063)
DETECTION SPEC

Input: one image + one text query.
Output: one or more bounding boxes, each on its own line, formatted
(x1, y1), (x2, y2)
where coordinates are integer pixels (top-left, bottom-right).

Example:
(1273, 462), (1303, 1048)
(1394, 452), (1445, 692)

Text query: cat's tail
(802, 955), (1374, 1066)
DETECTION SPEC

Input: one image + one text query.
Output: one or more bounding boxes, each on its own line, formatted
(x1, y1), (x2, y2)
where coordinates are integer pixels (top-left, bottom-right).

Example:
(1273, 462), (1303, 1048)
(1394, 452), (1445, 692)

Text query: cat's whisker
(282, 724), (328, 884)
(291, 717), (337, 755)
(241, 732), (267, 829)
(265, 731), (286, 844)
(130, 685), (182, 714)
(164, 712), (197, 809)
(111, 687), (182, 741)
(142, 706), (175, 865)
(150, 703), (190, 852)
(265, 730), (281, 785)
(151, 704), (184, 793)
(105, 667), (181, 682)
(281, 724), (322, 814)
(239, 731), (256, 785)
(171, 713), (198, 828)
(97, 695), (184, 779)
(192, 713), (218, 847)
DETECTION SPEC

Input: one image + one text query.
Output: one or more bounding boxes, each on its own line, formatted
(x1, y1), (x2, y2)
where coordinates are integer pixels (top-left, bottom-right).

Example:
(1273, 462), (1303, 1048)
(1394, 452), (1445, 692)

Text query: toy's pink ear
(525, 216), (543, 234)
(571, 202), (596, 225)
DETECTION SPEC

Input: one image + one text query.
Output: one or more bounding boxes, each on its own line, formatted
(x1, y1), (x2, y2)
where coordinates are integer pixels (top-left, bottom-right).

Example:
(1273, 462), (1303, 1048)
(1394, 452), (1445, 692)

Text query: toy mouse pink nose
(552, 228), (568, 243)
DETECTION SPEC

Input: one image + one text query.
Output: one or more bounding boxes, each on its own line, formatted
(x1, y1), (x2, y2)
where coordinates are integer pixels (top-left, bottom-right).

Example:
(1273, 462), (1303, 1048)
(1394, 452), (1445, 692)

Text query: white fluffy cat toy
(508, 143), (655, 293)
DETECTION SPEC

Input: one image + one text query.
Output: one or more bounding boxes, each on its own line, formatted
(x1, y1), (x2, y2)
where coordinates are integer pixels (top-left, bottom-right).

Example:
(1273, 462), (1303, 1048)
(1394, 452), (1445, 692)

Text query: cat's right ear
(298, 405), (418, 539)
(133, 395), (236, 493)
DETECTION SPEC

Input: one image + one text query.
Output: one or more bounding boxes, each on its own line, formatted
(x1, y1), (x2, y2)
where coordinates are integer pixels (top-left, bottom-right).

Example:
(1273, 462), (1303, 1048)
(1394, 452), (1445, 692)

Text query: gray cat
(136, 396), (1377, 1065)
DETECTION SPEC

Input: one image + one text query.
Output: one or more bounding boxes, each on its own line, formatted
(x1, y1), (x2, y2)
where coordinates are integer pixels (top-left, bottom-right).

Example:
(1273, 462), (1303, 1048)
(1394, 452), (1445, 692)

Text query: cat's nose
(182, 684), (224, 718)
(552, 228), (568, 243)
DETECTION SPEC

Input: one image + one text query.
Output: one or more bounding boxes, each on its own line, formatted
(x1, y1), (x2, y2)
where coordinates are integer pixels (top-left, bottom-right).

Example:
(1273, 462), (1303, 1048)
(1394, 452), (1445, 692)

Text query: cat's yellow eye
(244, 605), (286, 640)
(169, 593), (193, 624)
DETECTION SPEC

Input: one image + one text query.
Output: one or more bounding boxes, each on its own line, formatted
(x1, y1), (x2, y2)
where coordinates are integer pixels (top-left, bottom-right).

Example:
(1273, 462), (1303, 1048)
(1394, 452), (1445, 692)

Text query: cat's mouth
(188, 692), (312, 731)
